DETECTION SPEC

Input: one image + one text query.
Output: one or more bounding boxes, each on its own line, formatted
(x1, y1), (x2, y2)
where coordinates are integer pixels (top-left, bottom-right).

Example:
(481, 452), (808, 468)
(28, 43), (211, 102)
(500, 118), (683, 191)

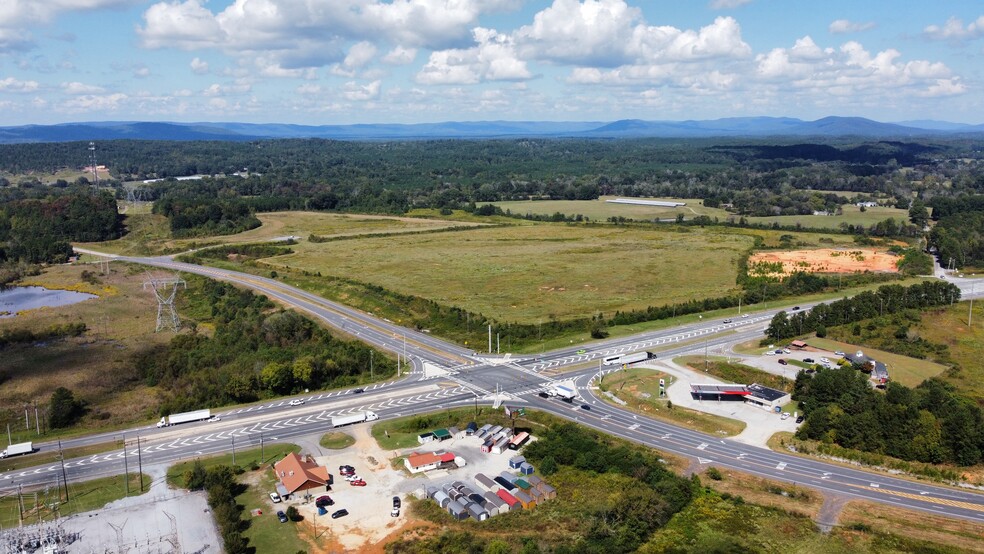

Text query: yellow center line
(842, 482), (984, 513)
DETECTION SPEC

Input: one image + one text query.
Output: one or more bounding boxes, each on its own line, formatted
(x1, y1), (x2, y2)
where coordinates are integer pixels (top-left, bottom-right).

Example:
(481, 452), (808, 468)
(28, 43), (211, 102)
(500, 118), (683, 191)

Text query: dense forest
(0, 187), (121, 284)
(795, 367), (984, 465)
(134, 277), (394, 415)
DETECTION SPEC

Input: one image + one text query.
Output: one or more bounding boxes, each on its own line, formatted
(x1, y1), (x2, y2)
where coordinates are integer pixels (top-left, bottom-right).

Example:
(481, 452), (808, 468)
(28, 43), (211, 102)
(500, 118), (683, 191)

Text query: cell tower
(87, 141), (99, 185)
(143, 273), (186, 332)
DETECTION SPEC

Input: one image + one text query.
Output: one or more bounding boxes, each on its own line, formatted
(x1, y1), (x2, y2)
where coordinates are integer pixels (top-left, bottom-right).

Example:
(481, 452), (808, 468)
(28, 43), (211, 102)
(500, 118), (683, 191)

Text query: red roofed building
(274, 452), (332, 495)
(404, 451), (456, 473)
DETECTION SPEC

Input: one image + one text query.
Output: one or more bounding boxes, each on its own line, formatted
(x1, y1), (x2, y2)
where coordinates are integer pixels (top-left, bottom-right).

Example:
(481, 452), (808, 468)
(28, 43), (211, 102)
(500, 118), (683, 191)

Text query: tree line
(766, 280), (960, 341)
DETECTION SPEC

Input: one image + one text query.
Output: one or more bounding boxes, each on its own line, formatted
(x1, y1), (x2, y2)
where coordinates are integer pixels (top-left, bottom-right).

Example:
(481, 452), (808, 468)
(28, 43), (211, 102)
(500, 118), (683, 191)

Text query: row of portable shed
(426, 472), (557, 521)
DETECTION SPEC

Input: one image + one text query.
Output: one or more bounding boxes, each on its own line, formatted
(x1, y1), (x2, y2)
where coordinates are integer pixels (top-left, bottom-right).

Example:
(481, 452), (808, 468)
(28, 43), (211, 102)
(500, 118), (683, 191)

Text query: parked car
(277, 510), (288, 523)
(331, 509), (349, 519)
(780, 412), (790, 420)
(269, 492), (282, 503)
(344, 474), (361, 482)
(288, 399), (304, 406)
(819, 357), (830, 364)
(777, 359), (788, 365)
(795, 415), (805, 424)
(350, 479), (367, 487)
(783, 348), (791, 354)
(834, 351), (846, 357)
(315, 495), (334, 507)
(339, 465), (355, 475)
(774, 349), (784, 354)
(803, 358), (814, 363)
(792, 306), (801, 311)
(764, 350), (776, 356)
(393, 496), (401, 509)
(391, 506), (400, 517)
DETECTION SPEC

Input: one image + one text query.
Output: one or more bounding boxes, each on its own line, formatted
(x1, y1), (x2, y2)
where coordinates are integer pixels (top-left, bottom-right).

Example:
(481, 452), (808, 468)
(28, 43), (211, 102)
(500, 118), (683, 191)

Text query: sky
(1, 0), (983, 126)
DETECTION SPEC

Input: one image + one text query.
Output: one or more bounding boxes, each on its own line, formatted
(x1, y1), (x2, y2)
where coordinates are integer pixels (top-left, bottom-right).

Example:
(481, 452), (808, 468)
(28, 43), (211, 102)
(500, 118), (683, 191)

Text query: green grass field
(166, 443), (301, 487)
(745, 204), (909, 230)
(79, 211), (473, 256)
(319, 432), (355, 450)
(259, 223), (753, 323)
(918, 302), (984, 399)
(0, 473), (150, 528)
(804, 336), (947, 388)
(490, 196), (729, 221)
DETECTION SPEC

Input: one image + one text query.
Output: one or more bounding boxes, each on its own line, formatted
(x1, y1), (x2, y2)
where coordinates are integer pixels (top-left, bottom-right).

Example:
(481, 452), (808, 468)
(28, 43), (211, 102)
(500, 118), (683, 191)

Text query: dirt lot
(748, 248), (899, 277)
(281, 423), (532, 552)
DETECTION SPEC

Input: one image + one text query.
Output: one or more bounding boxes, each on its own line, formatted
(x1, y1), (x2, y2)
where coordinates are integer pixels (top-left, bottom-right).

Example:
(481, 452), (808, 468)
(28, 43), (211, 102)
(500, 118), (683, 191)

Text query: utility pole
(136, 435), (144, 492)
(58, 440), (69, 502)
(232, 434), (236, 466)
(370, 351), (374, 379)
(18, 484), (24, 527)
(122, 433), (129, 496)
(34, 404), (39, 435)
(704, 333), (709, 372)
(970, 282), (976, 326)
(488, 324), (492, 354)
(6, 423), (10, 444)
(497, 333), (500, 354)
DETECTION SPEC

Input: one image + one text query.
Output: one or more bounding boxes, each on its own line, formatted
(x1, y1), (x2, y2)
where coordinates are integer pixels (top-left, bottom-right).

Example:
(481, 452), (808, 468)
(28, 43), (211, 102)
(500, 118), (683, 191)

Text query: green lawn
(371, 407), (542, 451)
(917, 302), (984, 400)
(238, 468), (312, 554)
(319, 432), (355, 450)
(0, 473), (149, 528)
(803, 336), (947, 388)
(255, 223), (753, 323)
(675, 355), (792, 391)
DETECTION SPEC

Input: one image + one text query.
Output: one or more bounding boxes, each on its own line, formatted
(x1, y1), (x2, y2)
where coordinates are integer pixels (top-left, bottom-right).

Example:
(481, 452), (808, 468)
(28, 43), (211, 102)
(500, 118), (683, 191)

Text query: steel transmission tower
(143, 274), (186, 332)
(87, 142), (99, 185)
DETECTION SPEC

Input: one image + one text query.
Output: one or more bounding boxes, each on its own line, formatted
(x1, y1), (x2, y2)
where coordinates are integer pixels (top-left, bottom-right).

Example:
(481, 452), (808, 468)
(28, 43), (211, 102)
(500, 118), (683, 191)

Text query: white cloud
(709, 0), (751, 9)
(296, 83), (323, 95)
(923, 16), (984, 41)
(62, 81), (105, 95)
(342, 80), (381, 101)
(190, 57), (209, 74)
(0, 77), (40, 92)
(62, 92), (128, 112)
(331, 41), (378, 76)
(920, 78), (967, 97)
(0, 0), (138, 51)
(417, 27), (531, 85)
(829, 19), (875, 34)
(134, 65), (150, 78)
(382, 45), (417, 65)
(202, 80), (251, 96)
(138, 0), (518, 71)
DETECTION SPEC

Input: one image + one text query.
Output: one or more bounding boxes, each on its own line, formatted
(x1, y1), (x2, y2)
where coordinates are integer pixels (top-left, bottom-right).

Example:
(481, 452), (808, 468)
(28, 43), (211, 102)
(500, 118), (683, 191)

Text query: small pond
(0, 286), (97, 317)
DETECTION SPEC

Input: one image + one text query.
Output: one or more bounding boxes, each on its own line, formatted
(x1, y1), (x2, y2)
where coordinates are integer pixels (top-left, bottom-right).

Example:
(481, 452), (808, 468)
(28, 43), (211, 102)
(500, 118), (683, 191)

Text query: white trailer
(0, 442), (35, 458)
(331, 411), (378, 427)
(603, 351), (652, 366)
(548, 385), (576, 402)
(157, 409), (211, 428)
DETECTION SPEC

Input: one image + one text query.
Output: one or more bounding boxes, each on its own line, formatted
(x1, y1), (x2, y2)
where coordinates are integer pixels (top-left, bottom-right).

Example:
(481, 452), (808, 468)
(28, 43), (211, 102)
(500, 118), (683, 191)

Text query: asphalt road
(5, 248), (982, 525)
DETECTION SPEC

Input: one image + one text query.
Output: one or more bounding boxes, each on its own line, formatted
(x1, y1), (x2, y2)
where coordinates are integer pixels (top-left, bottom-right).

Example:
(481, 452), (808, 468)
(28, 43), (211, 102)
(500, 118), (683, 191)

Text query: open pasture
(745, 204), (908, 229)
(257, 223), (753, 323)
(490, 196), (728, 221)
(79, 211), (473, 256)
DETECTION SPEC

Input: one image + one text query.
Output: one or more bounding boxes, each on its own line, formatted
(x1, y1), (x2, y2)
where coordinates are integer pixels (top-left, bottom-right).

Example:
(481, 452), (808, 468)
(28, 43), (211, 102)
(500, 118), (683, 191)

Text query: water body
(0, 286), (97, 317)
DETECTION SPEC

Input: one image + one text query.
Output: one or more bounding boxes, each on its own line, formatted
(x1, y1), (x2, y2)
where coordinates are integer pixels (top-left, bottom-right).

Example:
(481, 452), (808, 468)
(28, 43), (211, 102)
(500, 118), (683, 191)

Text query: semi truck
(547, 385), (576, 402)
(0, 442), (35, 458)
(331, 411), (378, 428)
(602, 351), (653, 366)
(157, 409), (211, 428)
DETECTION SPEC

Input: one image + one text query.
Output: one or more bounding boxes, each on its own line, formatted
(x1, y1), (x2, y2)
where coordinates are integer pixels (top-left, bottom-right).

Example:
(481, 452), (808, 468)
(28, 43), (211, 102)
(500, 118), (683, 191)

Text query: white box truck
(157, 409), (211, 428)
(1, 442), (35, 458)
(331, 411), (378, 427)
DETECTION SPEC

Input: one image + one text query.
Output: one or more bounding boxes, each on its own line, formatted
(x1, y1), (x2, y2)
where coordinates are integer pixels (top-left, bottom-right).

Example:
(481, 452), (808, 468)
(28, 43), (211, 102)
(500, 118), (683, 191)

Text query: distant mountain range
(1, 116), (983, 143)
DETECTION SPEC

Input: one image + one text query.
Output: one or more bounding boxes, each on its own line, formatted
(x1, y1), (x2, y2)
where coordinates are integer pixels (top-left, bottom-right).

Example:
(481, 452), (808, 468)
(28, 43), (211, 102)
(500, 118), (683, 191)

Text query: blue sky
(1, 0), (983, 125)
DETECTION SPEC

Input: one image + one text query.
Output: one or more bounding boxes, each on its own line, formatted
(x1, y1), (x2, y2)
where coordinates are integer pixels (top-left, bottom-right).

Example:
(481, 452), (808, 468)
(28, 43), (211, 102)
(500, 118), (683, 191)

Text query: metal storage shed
(475, 473), (498, 492)
(426, 486), (439, 498)
(492, 437), (510, 454)
(513, 489), (536, 509)
(496, 489), (522, 510)
(483, 492), (506, 514)
(519, 462), (534, 475)
(515, 478), (532, 491)
(493, 476), (515, 490)
(433, 491), (451, 509)
(539, 484), (557, 500)
(433, 428), (452, 441)
(466, 503), (490, 521)
(466, 422), (478, 435)
(526, 475), (544, 489)
(499, 471), (519, 483)
(508, 455), (526, 469)
(447, 499), (469, 520)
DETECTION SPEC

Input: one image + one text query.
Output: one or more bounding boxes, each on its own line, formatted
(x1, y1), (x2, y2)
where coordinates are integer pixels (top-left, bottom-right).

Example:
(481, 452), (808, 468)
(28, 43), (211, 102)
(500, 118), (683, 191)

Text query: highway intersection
(4, 249), (983, 526)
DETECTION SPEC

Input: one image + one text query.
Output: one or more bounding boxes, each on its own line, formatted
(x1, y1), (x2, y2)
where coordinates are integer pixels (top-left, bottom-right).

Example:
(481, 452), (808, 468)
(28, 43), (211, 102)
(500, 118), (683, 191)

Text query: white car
(344, 474), (361, 482)
(764, 350), (776, 356)
(208, 415), (221, 422)
(288, 399), (304, 406)
(741, 314), (749, 318)
(819, 357), (830, 364)
(780, 412), (790, 420)
(783, 348), (791, 354)
(834, 351), (846, 357)
(269, 492), (282, 503)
